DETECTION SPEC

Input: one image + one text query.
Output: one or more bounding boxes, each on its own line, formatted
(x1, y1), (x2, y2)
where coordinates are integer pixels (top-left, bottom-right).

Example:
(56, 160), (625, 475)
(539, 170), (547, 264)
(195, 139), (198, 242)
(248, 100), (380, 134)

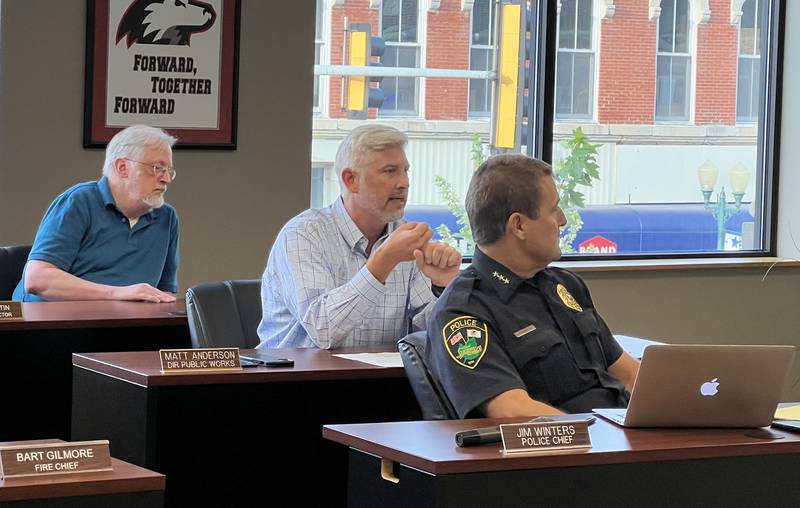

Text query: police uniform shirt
(426, 248), (629, 418)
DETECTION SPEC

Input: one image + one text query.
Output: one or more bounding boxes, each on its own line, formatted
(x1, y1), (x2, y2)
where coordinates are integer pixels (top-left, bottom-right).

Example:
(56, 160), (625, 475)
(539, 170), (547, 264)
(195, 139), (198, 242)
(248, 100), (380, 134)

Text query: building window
(655, 0), (691, 122)
(313, 0), (325, 113)
(737, 0), (762, 123)
(555, 0), (594, 120)
(310, 0), (783, 258)
(469, 0), (494, 118)
(379, 0), (420, 116)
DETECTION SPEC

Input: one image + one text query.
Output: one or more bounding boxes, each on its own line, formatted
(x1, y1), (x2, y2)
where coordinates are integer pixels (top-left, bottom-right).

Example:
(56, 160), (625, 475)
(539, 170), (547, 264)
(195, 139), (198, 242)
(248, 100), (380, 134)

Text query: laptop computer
(594, 344), (795, 428)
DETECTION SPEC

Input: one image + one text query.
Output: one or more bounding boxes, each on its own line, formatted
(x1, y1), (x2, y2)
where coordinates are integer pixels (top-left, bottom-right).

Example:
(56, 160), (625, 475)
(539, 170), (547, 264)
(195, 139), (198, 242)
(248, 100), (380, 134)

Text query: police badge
(556, 284), (583, 312)
(442, 316), (489, 369)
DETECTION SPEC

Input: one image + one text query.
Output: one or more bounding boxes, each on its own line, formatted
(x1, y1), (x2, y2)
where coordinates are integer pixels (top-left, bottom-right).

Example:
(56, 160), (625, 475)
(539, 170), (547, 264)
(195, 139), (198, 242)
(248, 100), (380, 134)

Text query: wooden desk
(0, 439), (164, 507)
(71, 348), (420, 507)
(1, 300), (189, 441)
(323, 418), (800, 507)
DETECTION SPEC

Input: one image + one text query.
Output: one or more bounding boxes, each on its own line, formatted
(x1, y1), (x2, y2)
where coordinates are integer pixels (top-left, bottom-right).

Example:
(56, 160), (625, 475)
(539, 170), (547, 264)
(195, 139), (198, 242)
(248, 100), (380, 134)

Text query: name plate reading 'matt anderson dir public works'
(159, 348), (242, 373)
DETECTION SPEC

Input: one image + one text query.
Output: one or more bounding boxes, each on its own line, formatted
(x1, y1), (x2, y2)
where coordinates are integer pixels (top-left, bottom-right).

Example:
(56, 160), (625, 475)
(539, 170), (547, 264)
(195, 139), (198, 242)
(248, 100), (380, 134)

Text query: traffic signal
(345, 23), (385, 119)
(492, 2), (525, 150)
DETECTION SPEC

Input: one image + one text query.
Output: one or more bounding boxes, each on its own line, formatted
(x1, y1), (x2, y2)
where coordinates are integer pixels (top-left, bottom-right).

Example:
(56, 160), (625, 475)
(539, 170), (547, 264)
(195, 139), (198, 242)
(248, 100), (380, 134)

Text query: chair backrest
(0, 245), (32, 300)
(185, 279), (262, 349)
(397, 331), (458, 420)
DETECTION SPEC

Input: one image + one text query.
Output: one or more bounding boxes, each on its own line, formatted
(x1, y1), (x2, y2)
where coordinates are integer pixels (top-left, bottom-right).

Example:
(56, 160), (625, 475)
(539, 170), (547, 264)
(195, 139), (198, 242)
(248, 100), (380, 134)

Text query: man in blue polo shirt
(13, 125), (179, 302)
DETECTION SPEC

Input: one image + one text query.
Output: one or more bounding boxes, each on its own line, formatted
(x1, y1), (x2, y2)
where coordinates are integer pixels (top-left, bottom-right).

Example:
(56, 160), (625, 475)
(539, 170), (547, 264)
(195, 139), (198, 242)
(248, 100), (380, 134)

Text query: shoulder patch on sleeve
(442, 316), (488, 369)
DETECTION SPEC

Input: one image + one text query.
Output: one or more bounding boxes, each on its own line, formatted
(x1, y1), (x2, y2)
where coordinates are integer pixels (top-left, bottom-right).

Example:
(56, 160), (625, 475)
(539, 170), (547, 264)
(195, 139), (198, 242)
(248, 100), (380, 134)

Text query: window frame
(736, 0), (763, 124)
(654, 0), (693, 123)
(554, 0), (597, 121)
(529, 0), (785, 261)
(313, 0), (328, 115)
(378, 0), (423, 117)
(468, 0), (495, 118)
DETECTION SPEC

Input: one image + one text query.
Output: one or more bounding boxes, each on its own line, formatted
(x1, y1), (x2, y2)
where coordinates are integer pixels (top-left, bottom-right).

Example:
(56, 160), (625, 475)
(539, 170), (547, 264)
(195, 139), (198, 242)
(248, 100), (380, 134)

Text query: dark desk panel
(324, 418), (800, 507)
(71, 348), (420, 507)
(1, 300), (189, 441)
(0, 439), (164, 508)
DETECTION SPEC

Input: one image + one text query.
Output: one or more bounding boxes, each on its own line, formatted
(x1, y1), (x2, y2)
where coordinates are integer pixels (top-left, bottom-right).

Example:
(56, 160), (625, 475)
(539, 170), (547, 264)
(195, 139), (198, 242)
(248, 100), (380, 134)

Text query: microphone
(455, 425), (501, 447)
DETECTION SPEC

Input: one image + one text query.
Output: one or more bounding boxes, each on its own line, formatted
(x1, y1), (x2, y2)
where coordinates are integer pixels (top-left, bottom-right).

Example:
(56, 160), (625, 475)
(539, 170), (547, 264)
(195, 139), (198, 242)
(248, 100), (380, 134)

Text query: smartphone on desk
(239, 353), (294, 368)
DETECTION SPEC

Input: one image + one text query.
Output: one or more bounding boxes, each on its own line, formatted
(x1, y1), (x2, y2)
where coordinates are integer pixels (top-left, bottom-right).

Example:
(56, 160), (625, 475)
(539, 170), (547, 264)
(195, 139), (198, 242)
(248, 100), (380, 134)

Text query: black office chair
(185, 279), (262, 349)
(0, 245), (32, 300)
(397, 331), (459, 420)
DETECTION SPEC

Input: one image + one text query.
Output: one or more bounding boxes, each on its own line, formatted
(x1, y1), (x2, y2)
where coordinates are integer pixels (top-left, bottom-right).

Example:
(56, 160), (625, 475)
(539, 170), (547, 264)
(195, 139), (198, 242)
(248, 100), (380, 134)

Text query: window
(737, 0), (762, 123)
(655, 0), (691, 122)
(313, 0), (325, 112)
(310, 0), (782, 258)
(555, 0), (594, 120)
(379, 0), (420, 116)
(469, 0), (494, 117)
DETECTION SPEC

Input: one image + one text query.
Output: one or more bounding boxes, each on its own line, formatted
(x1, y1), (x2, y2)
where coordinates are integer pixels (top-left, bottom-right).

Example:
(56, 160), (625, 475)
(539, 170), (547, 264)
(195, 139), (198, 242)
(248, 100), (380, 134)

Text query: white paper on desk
(334, 352), (404, 368)
(614, 335), (665, 360)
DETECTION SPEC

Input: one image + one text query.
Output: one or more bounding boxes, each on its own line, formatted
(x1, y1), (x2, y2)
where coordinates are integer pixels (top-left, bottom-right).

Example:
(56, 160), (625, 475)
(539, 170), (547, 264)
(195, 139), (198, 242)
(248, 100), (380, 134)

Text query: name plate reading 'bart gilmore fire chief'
(500, 420), (592, 454)
(0, 441), (112, 479)
(159, 348), (242, 373)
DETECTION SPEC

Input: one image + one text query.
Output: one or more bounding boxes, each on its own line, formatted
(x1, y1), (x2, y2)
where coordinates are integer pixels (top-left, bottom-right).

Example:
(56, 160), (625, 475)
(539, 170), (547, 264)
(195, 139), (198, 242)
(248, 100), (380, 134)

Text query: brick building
(311, 0), (761, 209)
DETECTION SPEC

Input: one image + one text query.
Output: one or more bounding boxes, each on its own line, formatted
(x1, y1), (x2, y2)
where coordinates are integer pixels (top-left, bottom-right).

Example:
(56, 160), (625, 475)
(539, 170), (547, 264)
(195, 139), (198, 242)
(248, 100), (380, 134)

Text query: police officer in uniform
(426, 154), (640, 418)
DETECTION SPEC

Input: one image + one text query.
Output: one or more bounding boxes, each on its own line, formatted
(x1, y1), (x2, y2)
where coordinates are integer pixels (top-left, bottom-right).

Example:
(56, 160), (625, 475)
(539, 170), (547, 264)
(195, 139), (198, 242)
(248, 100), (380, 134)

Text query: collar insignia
(556, 284), (583, 312)
(492, 271), (510, 284)
(442, 316), (489, 369)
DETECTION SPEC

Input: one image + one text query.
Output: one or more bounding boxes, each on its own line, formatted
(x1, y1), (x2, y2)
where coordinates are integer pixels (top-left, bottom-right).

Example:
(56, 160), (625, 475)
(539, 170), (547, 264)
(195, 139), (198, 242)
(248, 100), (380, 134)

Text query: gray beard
(143, 193), (165, 209)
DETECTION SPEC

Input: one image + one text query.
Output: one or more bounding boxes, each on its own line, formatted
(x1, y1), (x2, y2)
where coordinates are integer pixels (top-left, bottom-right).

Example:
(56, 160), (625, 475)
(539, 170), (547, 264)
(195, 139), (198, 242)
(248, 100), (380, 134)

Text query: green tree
(552, 127), (601, 252)
(436, 128), (600, 255)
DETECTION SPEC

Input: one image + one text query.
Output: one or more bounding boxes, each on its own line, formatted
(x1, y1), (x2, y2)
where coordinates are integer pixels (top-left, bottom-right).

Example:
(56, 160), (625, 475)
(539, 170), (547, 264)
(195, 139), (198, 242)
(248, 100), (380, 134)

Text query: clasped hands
(369, 222), (462, 287)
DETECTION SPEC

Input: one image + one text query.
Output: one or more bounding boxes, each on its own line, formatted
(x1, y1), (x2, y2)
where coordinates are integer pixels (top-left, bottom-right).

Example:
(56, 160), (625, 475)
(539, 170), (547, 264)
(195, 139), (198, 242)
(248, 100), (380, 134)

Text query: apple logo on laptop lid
(700, 378), (720, 397)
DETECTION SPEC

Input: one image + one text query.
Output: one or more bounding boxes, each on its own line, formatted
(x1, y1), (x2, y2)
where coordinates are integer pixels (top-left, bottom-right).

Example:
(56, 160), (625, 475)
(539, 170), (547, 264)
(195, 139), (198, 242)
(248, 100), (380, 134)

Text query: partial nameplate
(0, 301), (23, 321)
(500, 420), (591, 454)
(0, 440), (112, 479)
(159, 348), (242, 373)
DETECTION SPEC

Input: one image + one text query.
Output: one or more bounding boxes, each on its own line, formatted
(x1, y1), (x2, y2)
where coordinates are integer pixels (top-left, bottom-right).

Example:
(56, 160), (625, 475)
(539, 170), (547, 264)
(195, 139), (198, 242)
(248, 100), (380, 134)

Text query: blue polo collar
(97, 176), (159, 224)
(98, 176), (117, 208)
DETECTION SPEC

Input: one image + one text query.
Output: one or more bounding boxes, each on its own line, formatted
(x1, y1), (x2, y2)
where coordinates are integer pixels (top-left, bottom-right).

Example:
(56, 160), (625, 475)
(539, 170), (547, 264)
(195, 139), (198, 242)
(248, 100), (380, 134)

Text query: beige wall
(0, 0), (315, 288)
(2, 0), (800, 397)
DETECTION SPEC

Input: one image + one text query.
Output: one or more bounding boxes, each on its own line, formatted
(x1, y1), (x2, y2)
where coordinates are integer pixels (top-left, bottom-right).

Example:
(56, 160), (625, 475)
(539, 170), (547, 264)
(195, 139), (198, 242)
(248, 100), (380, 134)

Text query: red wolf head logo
(116, 0), (216, 47)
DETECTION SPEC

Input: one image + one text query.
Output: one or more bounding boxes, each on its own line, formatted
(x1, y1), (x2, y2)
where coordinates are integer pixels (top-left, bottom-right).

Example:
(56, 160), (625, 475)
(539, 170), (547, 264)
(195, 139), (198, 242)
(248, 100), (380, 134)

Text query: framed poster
(84, 0), (240, 149)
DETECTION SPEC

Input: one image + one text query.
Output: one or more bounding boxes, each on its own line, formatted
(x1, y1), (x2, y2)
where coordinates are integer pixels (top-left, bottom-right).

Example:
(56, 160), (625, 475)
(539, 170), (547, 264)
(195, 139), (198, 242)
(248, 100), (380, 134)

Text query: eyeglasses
(124, 158), (176, 180)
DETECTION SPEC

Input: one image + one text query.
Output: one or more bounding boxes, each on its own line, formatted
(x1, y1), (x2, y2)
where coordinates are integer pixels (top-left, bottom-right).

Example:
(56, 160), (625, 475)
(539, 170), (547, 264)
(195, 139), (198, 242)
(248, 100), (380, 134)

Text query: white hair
(102, 125), (177, 176)
(334, 124), (408, 181)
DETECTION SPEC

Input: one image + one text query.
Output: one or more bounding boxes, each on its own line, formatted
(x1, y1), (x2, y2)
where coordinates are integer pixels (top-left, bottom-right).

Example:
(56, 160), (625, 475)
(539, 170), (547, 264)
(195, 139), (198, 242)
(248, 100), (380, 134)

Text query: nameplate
(500, 420), (591, 454)
(159, 348), (242, 372)
(0, 440), (112, 479)
(0, 301), (23, 321)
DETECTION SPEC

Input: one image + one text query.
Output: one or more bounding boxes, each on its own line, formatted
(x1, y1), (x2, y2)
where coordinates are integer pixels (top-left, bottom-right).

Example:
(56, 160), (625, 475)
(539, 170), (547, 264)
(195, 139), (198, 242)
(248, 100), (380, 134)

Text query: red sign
(579, 235), (618, 254)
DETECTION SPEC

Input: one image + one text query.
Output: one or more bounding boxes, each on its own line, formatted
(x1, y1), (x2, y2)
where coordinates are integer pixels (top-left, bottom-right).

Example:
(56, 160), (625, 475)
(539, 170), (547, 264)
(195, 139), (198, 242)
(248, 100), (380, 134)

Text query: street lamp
(697, 160), (750, 251)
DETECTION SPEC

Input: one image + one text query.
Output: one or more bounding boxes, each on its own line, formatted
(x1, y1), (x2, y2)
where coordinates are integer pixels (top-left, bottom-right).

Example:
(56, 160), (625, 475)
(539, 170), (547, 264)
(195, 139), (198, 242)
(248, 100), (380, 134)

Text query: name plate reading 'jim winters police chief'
(0, 301), (23, 321)
(500, 420), (591, 454)
(0, 441), (112, 479)
(159, 348), (242, 373)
